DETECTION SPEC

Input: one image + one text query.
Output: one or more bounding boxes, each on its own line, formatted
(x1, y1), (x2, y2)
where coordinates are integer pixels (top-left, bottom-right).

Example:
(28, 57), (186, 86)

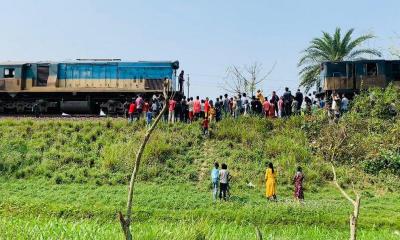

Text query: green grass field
(1, 88), (399, 239)
(1, 178), (399, 239)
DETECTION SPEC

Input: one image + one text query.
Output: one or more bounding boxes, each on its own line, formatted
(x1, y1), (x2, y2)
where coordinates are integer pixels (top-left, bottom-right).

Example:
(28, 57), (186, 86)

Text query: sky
(0, 0), (399, 98)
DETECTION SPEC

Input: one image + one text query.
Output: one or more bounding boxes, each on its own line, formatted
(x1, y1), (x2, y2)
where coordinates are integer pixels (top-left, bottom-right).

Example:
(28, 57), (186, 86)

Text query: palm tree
(298, 27), (382, 91)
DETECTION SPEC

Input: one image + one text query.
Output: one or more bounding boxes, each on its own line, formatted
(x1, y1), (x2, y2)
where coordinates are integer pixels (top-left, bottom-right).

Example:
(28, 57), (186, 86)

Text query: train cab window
(366, 63), (377, 76)
(328, 63), (346, 77)
(4, 68), (15, 78)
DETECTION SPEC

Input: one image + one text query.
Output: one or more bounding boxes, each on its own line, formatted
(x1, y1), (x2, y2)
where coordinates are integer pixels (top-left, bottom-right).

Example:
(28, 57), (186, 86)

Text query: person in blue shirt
(211, 162), (220, 201)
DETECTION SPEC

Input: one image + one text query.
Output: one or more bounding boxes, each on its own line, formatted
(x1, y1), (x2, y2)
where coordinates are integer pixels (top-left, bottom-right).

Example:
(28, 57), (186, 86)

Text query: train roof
(322, 59), (389, 65)
(0, 60), (179, 66)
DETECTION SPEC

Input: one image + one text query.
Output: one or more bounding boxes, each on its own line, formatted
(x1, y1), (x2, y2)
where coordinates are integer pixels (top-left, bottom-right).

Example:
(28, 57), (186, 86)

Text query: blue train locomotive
(0, 59), (179, 114)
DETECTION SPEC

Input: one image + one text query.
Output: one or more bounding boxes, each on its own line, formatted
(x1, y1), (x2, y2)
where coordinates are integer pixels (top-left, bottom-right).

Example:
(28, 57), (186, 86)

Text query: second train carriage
(0, 60), (179, 114)
(318, 59), (400, 96)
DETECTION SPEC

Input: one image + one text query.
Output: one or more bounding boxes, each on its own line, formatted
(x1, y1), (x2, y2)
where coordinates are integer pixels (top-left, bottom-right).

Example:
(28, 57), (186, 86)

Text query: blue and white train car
(0, 60), (179, 113)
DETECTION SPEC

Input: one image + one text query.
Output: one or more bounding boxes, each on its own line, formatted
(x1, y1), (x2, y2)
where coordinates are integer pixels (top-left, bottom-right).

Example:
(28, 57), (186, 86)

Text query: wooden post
(119, 80), (173, 240)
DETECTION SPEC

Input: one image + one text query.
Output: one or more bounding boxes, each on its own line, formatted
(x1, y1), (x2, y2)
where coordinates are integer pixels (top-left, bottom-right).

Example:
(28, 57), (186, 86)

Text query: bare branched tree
(221, 62), (276, 96)
(119, 80), (174, 240)
(325, 124), (361, 240)
(331, 165), (361, 240)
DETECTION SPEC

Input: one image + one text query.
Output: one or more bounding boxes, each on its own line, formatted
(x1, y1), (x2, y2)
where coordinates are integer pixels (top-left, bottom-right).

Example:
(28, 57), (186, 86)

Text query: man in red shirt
(193, 96), (201, 120)
(128, 99), (136, 123)
(168, 98), (177, 123)
(263, 97), (270, 118)
(204, 97), (210, 118)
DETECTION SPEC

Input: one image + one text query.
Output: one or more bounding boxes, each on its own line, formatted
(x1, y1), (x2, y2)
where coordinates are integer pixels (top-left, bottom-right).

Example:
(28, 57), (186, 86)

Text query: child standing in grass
(201, 117), (209, 136)
(211, 162), (219, 201)
(219, 163), (230, 201)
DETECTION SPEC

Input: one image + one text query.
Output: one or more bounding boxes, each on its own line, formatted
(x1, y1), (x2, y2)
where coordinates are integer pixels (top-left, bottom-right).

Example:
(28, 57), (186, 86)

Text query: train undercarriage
(0, 92), (160, 115)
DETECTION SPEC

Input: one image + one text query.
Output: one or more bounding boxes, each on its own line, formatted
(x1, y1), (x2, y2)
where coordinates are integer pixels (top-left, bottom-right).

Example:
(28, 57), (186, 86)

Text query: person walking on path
(211, 162), (220, 201)
(219, 163), (230, 201)
(293, 166), (305, 202)
(201, 117), (209, 136)
(265, 162), (277, 201)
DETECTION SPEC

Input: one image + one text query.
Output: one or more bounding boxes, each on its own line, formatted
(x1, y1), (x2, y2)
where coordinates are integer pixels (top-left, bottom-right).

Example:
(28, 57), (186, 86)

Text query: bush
(364, 150), (400, 176)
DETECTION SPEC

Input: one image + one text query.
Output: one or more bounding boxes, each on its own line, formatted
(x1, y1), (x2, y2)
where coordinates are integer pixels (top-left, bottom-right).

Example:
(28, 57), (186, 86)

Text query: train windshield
(326, 63), (347, 77)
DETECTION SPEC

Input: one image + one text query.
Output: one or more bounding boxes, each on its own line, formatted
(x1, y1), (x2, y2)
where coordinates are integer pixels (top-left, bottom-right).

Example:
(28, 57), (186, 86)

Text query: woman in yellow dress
(265, 162), (277, 200)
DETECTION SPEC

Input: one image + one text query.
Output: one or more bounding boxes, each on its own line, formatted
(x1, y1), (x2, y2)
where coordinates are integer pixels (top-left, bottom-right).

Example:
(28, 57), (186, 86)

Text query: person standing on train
(135, 95), (144, 119)
(178, 70), (185, 93)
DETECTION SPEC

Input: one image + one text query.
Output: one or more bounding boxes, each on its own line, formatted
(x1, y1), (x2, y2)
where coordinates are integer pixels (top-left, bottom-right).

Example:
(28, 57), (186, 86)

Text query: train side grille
(145, 79), (163, 90)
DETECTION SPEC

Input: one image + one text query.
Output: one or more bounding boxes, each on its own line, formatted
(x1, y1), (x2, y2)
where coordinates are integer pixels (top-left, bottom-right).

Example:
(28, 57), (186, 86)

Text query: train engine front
(317, 60), (400, 98)
(0, 60), (179, 114)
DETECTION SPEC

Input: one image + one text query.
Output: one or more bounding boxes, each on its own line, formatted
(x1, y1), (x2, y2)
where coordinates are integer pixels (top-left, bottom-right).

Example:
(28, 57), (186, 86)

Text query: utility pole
(186, 74), (190, 98)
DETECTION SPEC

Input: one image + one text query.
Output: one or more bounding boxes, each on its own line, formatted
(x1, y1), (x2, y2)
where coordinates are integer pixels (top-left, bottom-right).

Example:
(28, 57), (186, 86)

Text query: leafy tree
(298, 28), (382, 91)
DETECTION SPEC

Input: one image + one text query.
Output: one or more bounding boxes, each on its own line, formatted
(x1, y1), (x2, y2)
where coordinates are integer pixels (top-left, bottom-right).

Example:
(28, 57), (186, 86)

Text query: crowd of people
(211, 162), (305, 202)
(124, 87), (351, 129)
